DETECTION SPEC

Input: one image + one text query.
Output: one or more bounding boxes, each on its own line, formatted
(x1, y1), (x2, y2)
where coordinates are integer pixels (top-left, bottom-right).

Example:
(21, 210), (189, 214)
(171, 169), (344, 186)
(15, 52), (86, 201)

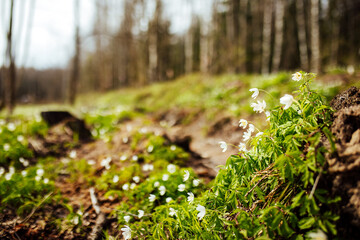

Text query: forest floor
(1, 72), (360, 239)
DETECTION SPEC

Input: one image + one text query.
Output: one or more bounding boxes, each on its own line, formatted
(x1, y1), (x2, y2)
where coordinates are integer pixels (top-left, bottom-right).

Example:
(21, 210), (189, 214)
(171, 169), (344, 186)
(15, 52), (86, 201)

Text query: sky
(0, 0), (213, 69)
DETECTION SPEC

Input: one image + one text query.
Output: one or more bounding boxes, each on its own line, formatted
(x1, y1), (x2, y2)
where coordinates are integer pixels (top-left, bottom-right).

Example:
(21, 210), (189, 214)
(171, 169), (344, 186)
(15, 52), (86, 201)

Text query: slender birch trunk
(296, 0), (309, 71)
(272, 0), (285, 72)
(310, 0), (321, 73)
(261, 0), (273, 74)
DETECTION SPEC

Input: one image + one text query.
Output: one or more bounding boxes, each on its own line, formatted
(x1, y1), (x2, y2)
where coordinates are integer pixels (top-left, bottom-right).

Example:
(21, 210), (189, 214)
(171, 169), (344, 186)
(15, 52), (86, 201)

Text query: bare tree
(261, 0), (273, 74)
(296, 0), (309, 71)
(310, 0), (321, 73)
(272, 0), (285, 72)
(5, 0), (16, 114)
(69, 0), (80, 104)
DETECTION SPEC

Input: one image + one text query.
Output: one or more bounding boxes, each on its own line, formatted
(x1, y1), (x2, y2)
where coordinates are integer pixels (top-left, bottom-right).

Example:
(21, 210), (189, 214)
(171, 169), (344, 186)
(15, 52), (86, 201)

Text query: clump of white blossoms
(69, 150), (77, 159)
(238, 143), (247, 152)
(154, 181), (160, 187)
(218, 141), (227, 152)
(121, 225), (132, 240)
(242, 131), (252, 142)
(280, 94), (294, 110)
(193, 179), (200, 187)
(196, 204), (206, 220)
(249, 88), (259, 99)
(308, 229), (327, 240)
(138, 210), (144, 219)
(100, 157), (111, 170)
(122, 183), (129, 191)
(124, 215), (131, 223)
(149, 194), (156, 202)
(187, 192), (194, 204)
(167, 164), (176, 174)
(292, 71), (302, 81)
(19, 157), (29, 167)
(159, 185), (166, 196)
(162, 174), (169, 181)
(142, 163), (154, 172)
(239, 119), (248, 129)
(251, 100), (266, 113)
(169, 207), (177, 217)
(183, 170), (190, 182)
(112, 175), (119, 183)
(133, 176), (140, 183)
(166, 197), (173, 203)
(178, 184), (186, 192)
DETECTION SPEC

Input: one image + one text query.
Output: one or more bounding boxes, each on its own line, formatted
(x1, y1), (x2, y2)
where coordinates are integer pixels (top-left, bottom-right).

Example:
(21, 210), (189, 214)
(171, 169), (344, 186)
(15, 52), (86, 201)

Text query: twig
(309, 168), (323, 199)
(88, 187), (107, 240)
(244, 174), (268, 198)
(20, 192), (53, 223)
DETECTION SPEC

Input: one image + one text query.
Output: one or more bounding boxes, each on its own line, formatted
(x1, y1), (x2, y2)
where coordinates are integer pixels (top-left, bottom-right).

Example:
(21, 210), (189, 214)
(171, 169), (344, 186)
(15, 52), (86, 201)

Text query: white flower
(280, 94), (294, 110)
(154, 181), (160, 187)
(249, 88), (259, 99)
(147, 145), (154, 153)
(265, 111), (271, 121)
(248, 124), (255, 133)
(120, 155), (127, 161)
(21, 170), (27, 177)
(36, 168), (44, 177)
(196, 204), (206, 220)
(122, 183), (129, 191)
(178, 184), (186, 192)
(72, 215), (80, 225)
(187, 192), (195, 204)
(121, 225), (132, 240)
(130, 183), (136, 189)
(298, 110), (302, 114)
(17, 135), (24, 142)
(239, 119), (248, 129)
(149, 194), (156, 202)
(87, 159), (96, 165)
(243, 131), (252, 141)
(69, 150), (77, 159)
(169, 207), (177, 217)
(3, 143), (10, 151)
(166, 197), (173, 203)
(124, 215), (131, 223)
(138, 210), (144, 219)
(159, 185), (166, 196)
(122, 137), (129, 143)
(167, 164), (176, 174)
(133, 176), (140, 183)
(183, 170), (190, 182)
(132, 155), (138, 161)
(0, 167), (5, 176)
(100, 157), (112, 169)
(308, 229), (327, 240)
(113, 175), (119, 183)
(7, 123), (16, 131)
(9, 166), (15, 174)
(193, 179), (200, 187)
(292, 72), (302, 81)
(5, 172), (13, 181)
(238, 143), (247, 152)
(170, 145), (176, 151)
(218, 141), (227, 152)
(250, 100), (266, 113)
(35, 175), (41, 181)
(142, 163), (154, 172)
(19, 157), (29, 167)
(162, 174), (169, 181)
(256, 132), (264, 137)
(43, 178), (49, 184)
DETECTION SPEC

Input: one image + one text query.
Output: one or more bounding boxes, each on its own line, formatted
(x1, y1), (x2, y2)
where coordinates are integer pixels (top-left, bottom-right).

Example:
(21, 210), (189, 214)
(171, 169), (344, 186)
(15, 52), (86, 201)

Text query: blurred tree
(296, 0), (309, 71)
(272, 0), (285, 72)
(261, 0), (273, 74)
(310, 0), (321, 73)
(69, 0), (80, 104)
(4, 0), (16, 115)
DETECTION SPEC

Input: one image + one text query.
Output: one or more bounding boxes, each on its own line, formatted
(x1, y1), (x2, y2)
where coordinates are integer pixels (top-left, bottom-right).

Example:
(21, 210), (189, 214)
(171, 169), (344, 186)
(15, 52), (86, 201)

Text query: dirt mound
(327, 87), (360, 238)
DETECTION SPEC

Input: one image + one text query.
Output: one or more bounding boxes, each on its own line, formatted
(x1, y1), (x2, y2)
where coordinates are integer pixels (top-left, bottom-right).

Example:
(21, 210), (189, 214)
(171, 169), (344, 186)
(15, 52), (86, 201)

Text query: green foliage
(117, 72), (339, 239)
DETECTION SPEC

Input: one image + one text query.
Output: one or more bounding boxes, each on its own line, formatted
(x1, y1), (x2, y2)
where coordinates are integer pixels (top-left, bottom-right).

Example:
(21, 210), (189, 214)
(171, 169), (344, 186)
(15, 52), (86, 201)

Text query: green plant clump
(116, 72), (339, 239)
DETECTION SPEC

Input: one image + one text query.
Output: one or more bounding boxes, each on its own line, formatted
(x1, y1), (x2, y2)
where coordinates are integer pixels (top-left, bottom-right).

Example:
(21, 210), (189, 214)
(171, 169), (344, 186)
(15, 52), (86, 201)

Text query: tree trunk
(239, 0), (248, 73)
(328, 0), (339, 67)
(69, 0), (80, 104)
(310, 0), (321, 73)
(261, 0), (273, 74)
(185, 28), (193, 73)
(5, 0), (16, 115)
(296, 0), (309, 71)
(200, 22), (209, 73)
(272, 0), (285, 72)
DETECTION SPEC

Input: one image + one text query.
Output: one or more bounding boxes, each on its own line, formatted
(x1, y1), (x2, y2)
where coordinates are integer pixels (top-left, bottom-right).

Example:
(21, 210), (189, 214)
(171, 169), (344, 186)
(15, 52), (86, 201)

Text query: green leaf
(298, 217), (316, 230)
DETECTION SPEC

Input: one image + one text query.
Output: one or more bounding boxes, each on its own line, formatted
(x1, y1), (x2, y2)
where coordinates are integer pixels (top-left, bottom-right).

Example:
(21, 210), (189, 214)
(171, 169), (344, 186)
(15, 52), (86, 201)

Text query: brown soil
(327, 87), (360, 238)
